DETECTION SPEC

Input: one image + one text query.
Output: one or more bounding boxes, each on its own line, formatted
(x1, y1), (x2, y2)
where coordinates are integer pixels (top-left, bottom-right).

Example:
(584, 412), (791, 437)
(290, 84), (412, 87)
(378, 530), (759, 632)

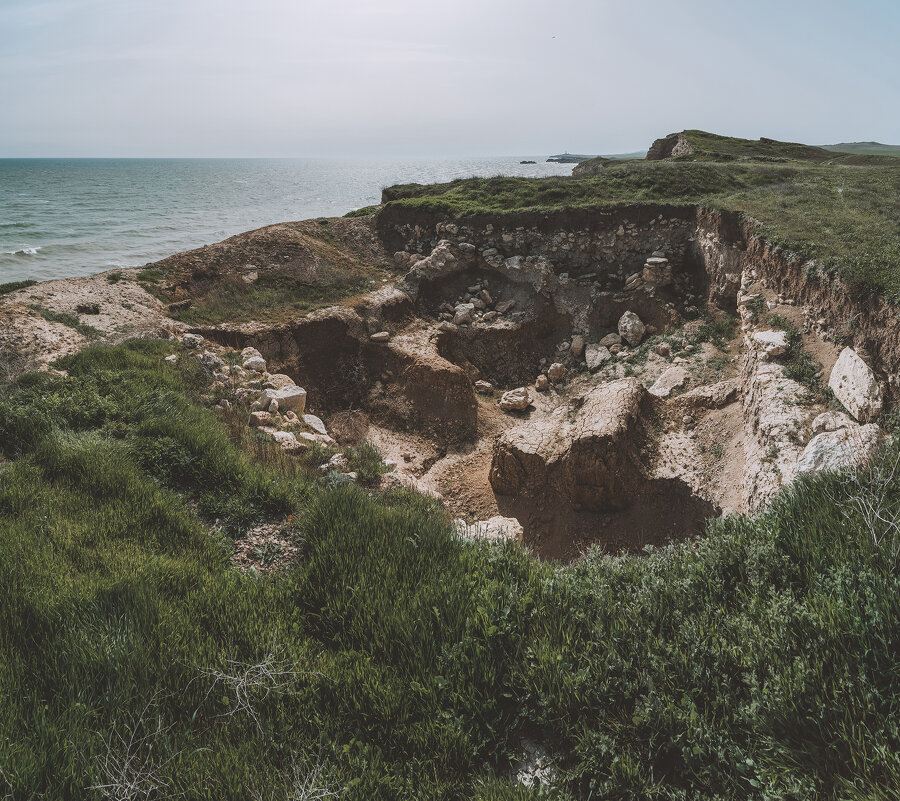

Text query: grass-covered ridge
(2, 339), (900, 798)
(382, 156), (900, 301)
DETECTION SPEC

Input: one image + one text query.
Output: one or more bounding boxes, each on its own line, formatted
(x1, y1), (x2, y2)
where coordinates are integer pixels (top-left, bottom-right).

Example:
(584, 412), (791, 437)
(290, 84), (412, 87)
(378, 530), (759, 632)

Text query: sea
(0, 157), (574, 284)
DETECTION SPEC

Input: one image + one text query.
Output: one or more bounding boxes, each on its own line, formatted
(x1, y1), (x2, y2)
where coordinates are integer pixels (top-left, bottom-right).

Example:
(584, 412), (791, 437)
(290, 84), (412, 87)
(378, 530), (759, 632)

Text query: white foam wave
(3, 246), (42, 256)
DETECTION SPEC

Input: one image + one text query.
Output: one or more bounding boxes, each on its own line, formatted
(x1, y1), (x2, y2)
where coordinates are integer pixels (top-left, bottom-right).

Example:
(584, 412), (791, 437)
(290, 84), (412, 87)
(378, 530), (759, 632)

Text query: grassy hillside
(2, 339), (900, 798)
(823, 142), (900, 157)
(383, 158), (900, 301)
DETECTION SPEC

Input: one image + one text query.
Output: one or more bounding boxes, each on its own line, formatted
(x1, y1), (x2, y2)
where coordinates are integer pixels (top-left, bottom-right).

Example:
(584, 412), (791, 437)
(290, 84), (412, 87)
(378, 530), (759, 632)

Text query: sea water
(0, 157), (574, 283)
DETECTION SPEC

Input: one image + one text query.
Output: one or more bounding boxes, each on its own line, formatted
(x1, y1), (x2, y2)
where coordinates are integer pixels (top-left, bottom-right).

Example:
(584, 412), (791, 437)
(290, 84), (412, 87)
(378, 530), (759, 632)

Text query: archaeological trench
(4, 204), (895, 561)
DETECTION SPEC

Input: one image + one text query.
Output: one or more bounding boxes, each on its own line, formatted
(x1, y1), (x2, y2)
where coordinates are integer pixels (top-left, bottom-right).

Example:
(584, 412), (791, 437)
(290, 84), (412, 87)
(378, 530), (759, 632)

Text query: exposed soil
(5, 204), (891, 563)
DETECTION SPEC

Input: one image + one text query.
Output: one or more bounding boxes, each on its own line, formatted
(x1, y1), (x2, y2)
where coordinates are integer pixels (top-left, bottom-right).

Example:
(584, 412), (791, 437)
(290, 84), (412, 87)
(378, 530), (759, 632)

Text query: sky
(0, 0), (898, 158)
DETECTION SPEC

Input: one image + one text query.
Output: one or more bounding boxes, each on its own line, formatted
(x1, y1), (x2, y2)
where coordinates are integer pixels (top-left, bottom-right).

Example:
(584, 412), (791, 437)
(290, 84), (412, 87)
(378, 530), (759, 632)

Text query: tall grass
(1, 340), (900, 798)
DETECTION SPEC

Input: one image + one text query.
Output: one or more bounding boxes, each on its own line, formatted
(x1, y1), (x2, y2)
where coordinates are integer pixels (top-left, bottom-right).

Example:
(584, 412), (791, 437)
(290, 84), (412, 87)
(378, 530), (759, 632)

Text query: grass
(29, 304), (102, 339)
(1, 339), (900, 798)
(0, 279), (37, 296)
(167, 271), (375, 326)
(382, 156), (900, 302)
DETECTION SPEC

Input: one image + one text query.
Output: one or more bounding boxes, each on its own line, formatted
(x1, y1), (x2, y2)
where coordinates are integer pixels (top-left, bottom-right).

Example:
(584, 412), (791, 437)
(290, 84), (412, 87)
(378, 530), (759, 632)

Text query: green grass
(168, 272), (374, 326)
(383, 157), (900, 302)
(29, 304), (102, 339)
(2, 339), (900, 798)
(0, 279), (37, 296)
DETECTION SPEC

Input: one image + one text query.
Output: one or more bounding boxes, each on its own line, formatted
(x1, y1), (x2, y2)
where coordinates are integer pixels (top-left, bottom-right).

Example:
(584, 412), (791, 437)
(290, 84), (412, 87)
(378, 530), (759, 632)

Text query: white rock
(547, 363), (567, 383)
(811, 411), (854, 434)
(452, 516), (523, 543)
(797, 425), (881, 474)
(648, 366), (689, 398)
(259, 385), (307, 414)
(164, 354), (178, 363)
(243, 356), (267, 373)
(499, 387), (531, 412)
(752, 330), (789, 358)
(618, 311), (646, 347)
(828, 347), (883, 421)
(182, 333), (204, 349)
(370, 331), (390, 342)
(585, 344), (612, 371)
(302, 413), (328, 436)
(270, 431), (306, 452)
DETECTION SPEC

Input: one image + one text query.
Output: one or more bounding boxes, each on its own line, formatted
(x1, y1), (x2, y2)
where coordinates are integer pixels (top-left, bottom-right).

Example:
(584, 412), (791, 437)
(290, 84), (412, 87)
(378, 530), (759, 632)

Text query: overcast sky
(1, 0), (898, 157)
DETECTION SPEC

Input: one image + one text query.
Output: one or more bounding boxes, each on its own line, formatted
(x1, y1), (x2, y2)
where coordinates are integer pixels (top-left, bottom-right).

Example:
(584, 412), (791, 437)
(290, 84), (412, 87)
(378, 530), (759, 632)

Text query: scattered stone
(624, 273), (643, 291)
(482, 311), (499, 322)
(198, 350), (225, 372)
(164, 354), (178, 363)
(753, 330), (789, 358)
(268, 399), (279, 414)
(499, 387), (531, 412)
(570, 335), (585, 358)
(585, 344), (612, 371)
(654, 342), (671, 357)
(265, 373), (297, 389)
(321, 453), (350, 473)
(453, 516), (523, 543)
(599, 333), (622, 348)
(380, 471), (444, 499)
(495, 299), (516, 314)
(438, 321), (458, 333)
(648, 366), (689, 398)
(182, 333), (203, 349)
(248, 411), (273, 427)
(370, 331), (391, 342)
(474, 380), (494, 394)
(547, 362), (567, 383)
(797, 425), (881, 474)
(534, 374), (549, 392)
(828, 347), (883, 422)
(241, 347), (263, 360)
(478, 289), (493, 305)
(618, 311), (646, 347)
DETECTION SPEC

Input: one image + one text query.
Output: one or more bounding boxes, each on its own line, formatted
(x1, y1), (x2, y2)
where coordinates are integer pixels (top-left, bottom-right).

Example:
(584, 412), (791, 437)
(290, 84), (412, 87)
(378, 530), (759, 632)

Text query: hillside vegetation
(382, 136), (900, 301)
(2, 338), (900, 798)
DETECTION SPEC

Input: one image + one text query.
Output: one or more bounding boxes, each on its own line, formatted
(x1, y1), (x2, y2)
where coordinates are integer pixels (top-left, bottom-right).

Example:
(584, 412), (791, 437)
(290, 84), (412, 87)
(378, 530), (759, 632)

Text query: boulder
(618, 311), (646, 347)
(534, 374), (549, 392)
(182, 333), (204, 349)
(302, 414), (328, 436)
(811, 411), (854, 434)
(499, 387), (531, 412)
(264, 373), (297, 389)
(453, 516), (523, 544)
(547, 363), (567, 383)
(248, 411), (273, 428)
(198, 350), (224, 372)
(241, 346), (263, 360)
(243, 356), (267, 373)
(259, 385), (307, 414)
(828, 347), (883, 421)
(270, 431), (306, 452)
(648, 366), (689, 398)
(570, 335), (585, 358)
(490, 378), (648, 511)
(585, 344), (612, 371)
(752, 330), (789, 358)
(474, 380), (494, 394)
(797, 425), (881, 474)
(453, 303), (475, 325)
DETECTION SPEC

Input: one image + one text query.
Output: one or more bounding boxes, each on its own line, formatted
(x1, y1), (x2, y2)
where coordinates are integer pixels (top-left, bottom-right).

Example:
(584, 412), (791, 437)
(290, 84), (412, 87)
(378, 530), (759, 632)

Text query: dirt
(4, 204), (889, 564)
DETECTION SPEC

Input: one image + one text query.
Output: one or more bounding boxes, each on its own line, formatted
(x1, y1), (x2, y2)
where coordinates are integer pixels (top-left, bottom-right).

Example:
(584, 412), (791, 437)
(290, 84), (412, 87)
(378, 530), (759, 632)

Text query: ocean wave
(3, 246), (42, 256)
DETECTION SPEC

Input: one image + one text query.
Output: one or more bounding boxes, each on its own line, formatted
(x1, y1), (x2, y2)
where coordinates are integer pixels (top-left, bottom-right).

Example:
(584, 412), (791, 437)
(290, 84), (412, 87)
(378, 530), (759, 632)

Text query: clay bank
(2, 202), (895, 561)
